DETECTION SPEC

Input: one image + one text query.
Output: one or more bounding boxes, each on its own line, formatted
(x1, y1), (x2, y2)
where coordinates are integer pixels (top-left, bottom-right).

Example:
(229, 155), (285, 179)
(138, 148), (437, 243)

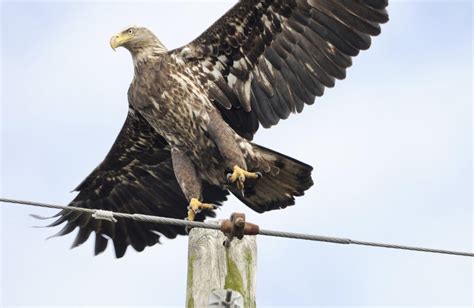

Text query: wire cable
(1, 197), (472, 258)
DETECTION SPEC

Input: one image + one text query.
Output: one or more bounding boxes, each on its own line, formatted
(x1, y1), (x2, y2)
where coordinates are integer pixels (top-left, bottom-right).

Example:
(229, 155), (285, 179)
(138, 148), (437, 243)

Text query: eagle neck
(132, 40), (167, 74)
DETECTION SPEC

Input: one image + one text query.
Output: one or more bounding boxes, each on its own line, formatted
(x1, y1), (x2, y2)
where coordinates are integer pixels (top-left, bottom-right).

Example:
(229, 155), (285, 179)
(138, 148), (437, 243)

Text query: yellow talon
(187, 198), (216, 221)
(227, 165), (262, 193)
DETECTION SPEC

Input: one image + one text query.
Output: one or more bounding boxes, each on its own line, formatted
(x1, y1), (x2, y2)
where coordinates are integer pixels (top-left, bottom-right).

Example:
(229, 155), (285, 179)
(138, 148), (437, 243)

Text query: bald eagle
(49, 0), (389, 257)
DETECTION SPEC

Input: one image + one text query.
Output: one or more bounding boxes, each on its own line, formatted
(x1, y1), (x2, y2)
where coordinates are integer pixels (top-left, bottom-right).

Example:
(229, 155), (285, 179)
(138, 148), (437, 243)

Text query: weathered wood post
(186, 220), (257, 308)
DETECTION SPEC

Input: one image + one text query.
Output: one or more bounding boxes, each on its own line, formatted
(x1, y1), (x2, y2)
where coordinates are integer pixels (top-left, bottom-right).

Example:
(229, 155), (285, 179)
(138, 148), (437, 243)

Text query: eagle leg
(227, 165), (262, 196)
(172, 148), (217, 221)
(187, 198), (217, 221)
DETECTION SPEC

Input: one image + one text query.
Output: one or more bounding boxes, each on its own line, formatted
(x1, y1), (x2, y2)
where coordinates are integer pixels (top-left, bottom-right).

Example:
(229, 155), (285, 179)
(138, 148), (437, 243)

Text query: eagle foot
(226, 165), (262, 196)
(186, 198), (216, 221)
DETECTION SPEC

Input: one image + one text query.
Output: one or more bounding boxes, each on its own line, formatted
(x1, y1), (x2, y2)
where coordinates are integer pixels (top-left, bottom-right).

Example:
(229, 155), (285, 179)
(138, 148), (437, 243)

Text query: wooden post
(186, 222), (257, 308)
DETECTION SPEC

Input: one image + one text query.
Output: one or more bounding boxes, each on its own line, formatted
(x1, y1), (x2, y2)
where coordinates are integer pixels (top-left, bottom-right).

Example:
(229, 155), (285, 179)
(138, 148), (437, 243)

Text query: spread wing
(48, 108), (228, 258)
(172, 0), (389, 140)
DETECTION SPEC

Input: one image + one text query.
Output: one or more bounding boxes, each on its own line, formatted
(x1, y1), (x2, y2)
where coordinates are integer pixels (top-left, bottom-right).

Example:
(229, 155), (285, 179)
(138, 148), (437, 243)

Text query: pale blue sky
(1, 0), (472, 307)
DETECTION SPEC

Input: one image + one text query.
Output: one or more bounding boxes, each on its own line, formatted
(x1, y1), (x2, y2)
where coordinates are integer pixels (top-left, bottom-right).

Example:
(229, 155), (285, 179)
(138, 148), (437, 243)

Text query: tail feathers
(232, 144), (314, 213)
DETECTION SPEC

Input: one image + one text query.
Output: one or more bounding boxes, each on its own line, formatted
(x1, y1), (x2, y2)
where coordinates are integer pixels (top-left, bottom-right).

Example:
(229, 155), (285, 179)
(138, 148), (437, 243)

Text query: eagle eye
(128, 28), (134, 35)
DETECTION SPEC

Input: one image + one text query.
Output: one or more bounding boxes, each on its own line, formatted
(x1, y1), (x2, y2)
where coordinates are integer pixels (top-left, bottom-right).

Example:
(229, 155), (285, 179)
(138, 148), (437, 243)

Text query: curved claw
(226, 166), (262, 196)
(186, 198), (216, 221)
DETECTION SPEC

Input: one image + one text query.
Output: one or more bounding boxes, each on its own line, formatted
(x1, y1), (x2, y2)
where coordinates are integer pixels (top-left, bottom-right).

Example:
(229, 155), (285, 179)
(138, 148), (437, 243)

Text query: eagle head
(110, 26), (165, 55)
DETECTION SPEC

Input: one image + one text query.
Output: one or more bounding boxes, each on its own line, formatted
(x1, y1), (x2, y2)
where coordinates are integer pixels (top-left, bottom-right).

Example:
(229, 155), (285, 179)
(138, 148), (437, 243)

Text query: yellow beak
(110, 32), (132, 51)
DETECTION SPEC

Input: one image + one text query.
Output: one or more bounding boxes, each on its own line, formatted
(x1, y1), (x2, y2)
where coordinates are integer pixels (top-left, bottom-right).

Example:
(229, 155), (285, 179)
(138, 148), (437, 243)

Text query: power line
(1, 197), (473, 258)
(0, 198), (220, 230)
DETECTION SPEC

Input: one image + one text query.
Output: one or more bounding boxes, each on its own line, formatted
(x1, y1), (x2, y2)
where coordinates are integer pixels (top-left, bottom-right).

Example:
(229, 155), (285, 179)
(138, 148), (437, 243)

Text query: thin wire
(0, 198), (220, 230)
(257, 229), (474, 257)
(1, 197), (473, 258)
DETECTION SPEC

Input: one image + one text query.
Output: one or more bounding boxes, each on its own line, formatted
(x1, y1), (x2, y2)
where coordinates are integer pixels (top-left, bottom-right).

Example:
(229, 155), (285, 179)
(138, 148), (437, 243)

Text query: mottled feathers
(49, 109), (227, 258)
(176, 0), (389, 140)
(50, 0), (389, 257)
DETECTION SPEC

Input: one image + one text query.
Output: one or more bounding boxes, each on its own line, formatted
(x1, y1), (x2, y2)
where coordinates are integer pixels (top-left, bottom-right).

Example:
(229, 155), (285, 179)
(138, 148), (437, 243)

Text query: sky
(0, 0), (472, 307)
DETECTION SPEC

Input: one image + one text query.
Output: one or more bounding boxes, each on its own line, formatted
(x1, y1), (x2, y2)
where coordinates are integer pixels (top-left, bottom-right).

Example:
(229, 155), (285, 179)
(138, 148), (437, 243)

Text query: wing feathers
(94, 233), (108, 255)
(174, 0), (389, 140)
(49, 109), (228, 258)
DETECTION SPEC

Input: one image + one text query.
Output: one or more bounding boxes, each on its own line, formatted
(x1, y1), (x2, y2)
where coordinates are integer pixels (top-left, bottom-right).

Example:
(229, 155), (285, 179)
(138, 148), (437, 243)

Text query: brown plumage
(49, 0), (389, 258)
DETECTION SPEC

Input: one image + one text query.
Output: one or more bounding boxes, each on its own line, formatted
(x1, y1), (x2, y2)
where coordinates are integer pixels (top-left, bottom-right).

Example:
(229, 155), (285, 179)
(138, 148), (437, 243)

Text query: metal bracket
(208, 289), (244, 308)
(220, 213), (259, 247)
(92, 210), (117, 223)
